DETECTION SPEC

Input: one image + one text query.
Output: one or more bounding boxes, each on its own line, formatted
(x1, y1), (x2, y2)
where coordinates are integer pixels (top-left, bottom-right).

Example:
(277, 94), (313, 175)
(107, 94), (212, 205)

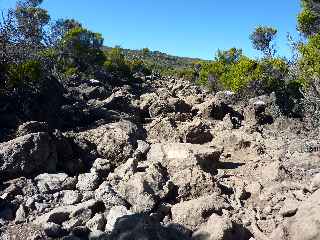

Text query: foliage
(250, 26), (277, 57)
(58, 26), (106, 73)
(298, 33), (320, 84)
(298, 0), (320, 37)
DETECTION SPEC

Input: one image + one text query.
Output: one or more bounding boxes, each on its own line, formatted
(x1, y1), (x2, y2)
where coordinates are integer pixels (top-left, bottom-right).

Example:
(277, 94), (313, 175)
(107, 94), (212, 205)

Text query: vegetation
(1, 0), (320, 118)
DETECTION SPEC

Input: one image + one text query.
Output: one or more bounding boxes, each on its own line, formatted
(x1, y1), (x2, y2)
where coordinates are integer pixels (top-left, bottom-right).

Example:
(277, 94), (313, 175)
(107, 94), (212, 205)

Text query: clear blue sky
(0, 0), (301, 59)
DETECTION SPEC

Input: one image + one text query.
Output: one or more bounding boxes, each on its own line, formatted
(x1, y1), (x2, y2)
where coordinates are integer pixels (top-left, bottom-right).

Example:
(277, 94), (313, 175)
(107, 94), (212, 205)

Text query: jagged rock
(192, 213), (240, 240)
(94, 182), (127, 210)
(279, 198), (299, 217)
(310, 172), (320, 192)
(116, 163), (169, 213)
(59, 190), (82, 205)
(179, 119), (213, 144)
(86, 213), (106, 231)
(109, 214), (190, 240)
(147, 143), (222, 175)
(133, 140), (150, 160)
(34, 199), (99, 226)
(171, 194), (230, 230)
(139, 93), (158, 113)
(105, 206), (133, 232)
(91, 158), (112, 177)
(35, 173), (77, 194)
(149, 99), (175, 118)
(63, 207), (92, 231)
(16, 121), (49, 137)
(270, 189), (320, 240)
(0, 132), (57, 179)
(43, 222), (67, 238)
(2, 177), (38, 201)
(15, 204), (28, 224)
(77, 120), (141, 166)
(146, 117), (181, 143)
(171, 167), (218, 200)
(76, 172), (100, 191)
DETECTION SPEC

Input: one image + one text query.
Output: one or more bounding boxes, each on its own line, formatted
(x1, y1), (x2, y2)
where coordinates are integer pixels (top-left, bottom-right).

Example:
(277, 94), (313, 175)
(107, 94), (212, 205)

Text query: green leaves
(298, 0), (320, 37)
(250, 26), (277, 57)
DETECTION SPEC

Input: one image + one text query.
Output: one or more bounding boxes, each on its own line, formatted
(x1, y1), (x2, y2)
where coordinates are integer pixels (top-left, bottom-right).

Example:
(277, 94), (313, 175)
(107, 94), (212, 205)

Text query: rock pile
(1, 75), (320, 240)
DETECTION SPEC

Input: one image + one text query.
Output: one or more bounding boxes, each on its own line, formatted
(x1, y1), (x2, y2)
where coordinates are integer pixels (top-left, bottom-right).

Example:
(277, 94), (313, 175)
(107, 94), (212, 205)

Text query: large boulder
(0, 132), (57, 179)
(179, 119), (213, 144)
(147, 143), (222, 175)
(146, 117), (181, 143)
(270, 189), (320, 240)
(77, 121), (142, 166)
(171, 194), (230, 230)
(35, 173), (77, 194)
(116, 163), (169, 213)
(16, 121), (49, 137)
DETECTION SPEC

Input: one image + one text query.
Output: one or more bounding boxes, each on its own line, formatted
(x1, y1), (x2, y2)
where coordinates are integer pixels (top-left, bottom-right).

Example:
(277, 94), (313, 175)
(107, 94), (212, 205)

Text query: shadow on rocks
(109, 213), (192, 240)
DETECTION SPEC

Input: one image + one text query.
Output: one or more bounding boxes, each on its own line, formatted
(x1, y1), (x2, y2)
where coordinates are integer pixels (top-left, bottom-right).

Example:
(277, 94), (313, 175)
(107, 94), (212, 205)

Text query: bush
(6, 60), (42, 89)
(298, 33), (320, 84)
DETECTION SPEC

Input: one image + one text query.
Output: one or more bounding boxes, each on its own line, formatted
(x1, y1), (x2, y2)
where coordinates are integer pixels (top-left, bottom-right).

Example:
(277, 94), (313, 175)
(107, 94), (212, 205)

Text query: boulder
(105, 206), (133, 232)
(171, 194), (230, 230)
(116, 163), (169, 213)
(78, 121), (141, 166)
(91, 158), (111, 177)
(147, 143), (222, 175)
(149, 99), (174, 118)
(86, 213), (106, 231)
(146, 117), (181, 143)
(0, 132), (57, 179)
(179, 119), (213, 144)
(35, 173), (77, 194)
(192, 214), (239, 240)
(76, 172), (100, 191)
(94, 182), (127, 210)
(270, 189), (320, 240)
(16, 121), (49, 137)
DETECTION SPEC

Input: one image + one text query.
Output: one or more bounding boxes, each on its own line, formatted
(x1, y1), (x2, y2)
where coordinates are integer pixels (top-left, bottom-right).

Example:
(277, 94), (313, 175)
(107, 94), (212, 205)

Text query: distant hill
(103, 46), (208, 75)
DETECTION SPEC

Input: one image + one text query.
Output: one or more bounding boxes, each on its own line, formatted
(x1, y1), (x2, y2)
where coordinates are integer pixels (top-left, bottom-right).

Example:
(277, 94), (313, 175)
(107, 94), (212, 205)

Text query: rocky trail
(1, 74), (320, 240)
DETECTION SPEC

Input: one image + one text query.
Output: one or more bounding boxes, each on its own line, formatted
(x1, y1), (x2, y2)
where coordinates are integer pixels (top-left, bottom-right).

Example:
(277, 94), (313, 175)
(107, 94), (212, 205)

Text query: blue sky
(0, 0), (301, 59)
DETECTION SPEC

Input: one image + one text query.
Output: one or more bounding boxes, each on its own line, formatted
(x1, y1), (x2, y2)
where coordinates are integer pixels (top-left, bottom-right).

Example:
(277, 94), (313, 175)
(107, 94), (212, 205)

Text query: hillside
(103, 46), (207, 74)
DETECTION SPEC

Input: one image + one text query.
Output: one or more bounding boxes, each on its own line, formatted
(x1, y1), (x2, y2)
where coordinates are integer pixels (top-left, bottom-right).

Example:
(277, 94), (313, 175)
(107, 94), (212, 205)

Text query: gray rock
(147, 143), (222, 175)
(311, 173), (320, 192)
(15, 204), (28, 224)
(192, 214), (240, 240)
(94, 181), (127, 210)
(60, 190), (82, 205)
(43, 222), (67, 238)
(86, 213), (106, 231)
(270, 189), (320, 240)
(171, 194), (230, 230)
(116, 163), (169, 213)
(179, 119), (213, 144)
(88, 230), (110, 240)
(91, 158), (111, 177)
(279, 198), (299, 217)
(35, 173), (77, 193)
(76, 172), (100, 191)
(77, 121), (140, 166)
(34, 199), (99, 226)
(0, 132), (57, 179)
(149, 99), (174, 118)
(105, 206), (133, 232)
(16, 121), (49, 137)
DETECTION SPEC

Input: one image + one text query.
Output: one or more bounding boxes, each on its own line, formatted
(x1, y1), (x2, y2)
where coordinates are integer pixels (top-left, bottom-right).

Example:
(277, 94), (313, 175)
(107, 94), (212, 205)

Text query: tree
(298, 0), (320, 37)
(215, 47), (243, 64)
(250, 26), (277, 57)
(58, 26), (105, 73)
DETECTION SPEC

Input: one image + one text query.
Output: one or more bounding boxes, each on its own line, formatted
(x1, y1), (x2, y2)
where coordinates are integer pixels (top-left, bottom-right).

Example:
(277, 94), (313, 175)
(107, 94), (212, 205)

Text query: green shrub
(6, 60), (42, 88)
(298, 33), (320, 85)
